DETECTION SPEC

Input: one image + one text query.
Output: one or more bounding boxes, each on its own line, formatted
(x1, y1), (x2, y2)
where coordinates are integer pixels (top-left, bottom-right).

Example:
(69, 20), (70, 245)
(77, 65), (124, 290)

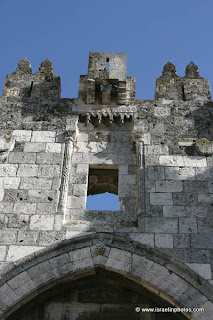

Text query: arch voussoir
(0, 233), (213, 320)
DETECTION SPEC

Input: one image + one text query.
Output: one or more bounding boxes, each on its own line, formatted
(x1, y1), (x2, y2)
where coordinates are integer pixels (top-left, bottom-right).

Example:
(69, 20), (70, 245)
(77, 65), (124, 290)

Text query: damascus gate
(0, 53), (213, 320)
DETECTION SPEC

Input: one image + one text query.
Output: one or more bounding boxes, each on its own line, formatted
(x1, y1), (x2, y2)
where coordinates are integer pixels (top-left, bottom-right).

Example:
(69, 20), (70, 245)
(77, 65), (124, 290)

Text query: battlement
(155, 61), (211, 102)
(3, 58), (61, 100)
(1, 53), (212, 105)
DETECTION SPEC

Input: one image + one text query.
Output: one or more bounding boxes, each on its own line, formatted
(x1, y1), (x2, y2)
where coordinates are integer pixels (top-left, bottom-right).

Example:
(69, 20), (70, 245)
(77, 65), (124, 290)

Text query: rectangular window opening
(105, 58), (109, 71)
(86, 164), (120, 210)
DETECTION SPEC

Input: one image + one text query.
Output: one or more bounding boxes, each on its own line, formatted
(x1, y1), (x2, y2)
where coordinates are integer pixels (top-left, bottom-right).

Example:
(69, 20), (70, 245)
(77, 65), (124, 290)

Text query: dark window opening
(86, 165), (120, 210)
(105, 58), (109, 71)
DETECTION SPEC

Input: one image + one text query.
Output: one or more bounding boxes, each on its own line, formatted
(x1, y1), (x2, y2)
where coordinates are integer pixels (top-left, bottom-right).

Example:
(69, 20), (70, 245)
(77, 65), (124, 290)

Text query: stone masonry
(0, 53), (213, 319)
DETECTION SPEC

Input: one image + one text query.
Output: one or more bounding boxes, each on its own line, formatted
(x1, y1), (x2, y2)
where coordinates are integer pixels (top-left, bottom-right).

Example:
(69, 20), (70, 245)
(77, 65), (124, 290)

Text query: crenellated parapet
(155, 61), (211, 102)
(3, 58), (61, 99)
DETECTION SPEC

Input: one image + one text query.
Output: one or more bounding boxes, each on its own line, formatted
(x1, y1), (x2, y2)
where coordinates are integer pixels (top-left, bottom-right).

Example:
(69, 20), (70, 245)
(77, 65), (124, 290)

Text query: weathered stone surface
(30, 215), (54, 230)
(150, 192), (173, 205)
(6, 245), (43, 261)
(0, 54), (213, 320)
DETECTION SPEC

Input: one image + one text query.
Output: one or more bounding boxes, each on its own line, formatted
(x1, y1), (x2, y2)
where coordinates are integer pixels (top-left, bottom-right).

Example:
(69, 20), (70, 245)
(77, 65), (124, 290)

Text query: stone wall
(0, 53), (213, 289)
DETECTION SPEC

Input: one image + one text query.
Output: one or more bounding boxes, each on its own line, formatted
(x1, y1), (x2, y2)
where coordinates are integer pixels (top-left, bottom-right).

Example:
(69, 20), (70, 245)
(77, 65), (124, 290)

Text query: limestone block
(174, 235), (190, 248)
(160, 155), (207, 167)
(196, 168), (213, 180)
(53, 153), (63, 165)
(191, 234), (213, 249)
(0, 214), (4, 228)
(52, 178), (61, 190)
(8, 214), (29, 229)
(76, 164), (88, 173)
(13, 130), (32, 142)
(28, 190), (57, 203)
(30, 215), (54, 230)
(208, 181), (213, 193)
(183, 156), (207, 167)
(179, 217), (197, 233)
(183, 181), (208, 193)
(3, 177), (20, 189)
(24, 142), (46, 152)
(173, 193), (198, 205)
(31, 131), (56, 142)
(165, 167), (195, 180)
(145, 154), (160, 166)
(155, 234), (173, 248)
(9, 152), (36, 164)
(156, 180), (183, 192)
(69, 247), (93, 270)
(150, 192), (173, 205)
(73, 184), (87, 196)
(18, 230), (39, 245)
(129, 233), (154, 247)
(7, 271), (32, 291)
(119, 165), (129, 175)
(36, 153), (53, 164)
(54, 215), (64, 231)
(38, 165), (61, 178)
(160, 155), (184, 167)
(3, 190), (28, 202)
(27, 260), (52, 279)
(39, 231), (65, 246)
(70, 173), (87, 184)
(106, 248), (131, 273)
(77, 132), (88, 142)
(154, 107), (171, 117)
(163, 206), (185, 217)
(37, 203), (57, 215)
(17, 164), (38, 177)
(198, 193), (213, 204)
(132, 254), (154, 277)
(186, 263), (212, 280)
(147, 145), (169, 155)
(8, 271), (36, 297)
(144, 217), (178, 233)
(67, 196), (86, 209)
(148, 166), (165, 180)
(0, 230), (17, 244)
(49, 253), (73, 275)
(13, 203), (36, 214)
(20, 177), (52, 190)
(0, 190), (4, 201)
(185, 205), (209, 217)
(145, 180), (155, 193)
(0, 202), (14, 213)
(0, 283), (18, 309)
(0, 246), (6, 261)
(0, 164), (18, 176)
(46, 143), (61, 153)
(119, 174), (136, 185)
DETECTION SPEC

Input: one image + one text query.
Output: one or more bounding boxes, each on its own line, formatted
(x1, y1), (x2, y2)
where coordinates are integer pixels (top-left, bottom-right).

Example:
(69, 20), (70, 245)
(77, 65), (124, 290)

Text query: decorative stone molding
(0, 134), (15, 162)
(91, 243), (107, 256)
(82, 110), (133, 124)
(195, 138), (213, 156)
(58, 130), (77, 219)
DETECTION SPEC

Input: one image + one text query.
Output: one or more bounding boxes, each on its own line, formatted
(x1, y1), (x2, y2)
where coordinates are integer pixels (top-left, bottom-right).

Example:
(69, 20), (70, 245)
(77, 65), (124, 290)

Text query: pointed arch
(0, 233), (212, 319)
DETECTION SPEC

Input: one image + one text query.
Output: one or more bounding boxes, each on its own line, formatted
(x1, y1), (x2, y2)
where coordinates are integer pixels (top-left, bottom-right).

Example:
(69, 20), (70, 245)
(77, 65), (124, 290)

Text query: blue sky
(1, 0), (213, 100)
(1, 0), (213, 209)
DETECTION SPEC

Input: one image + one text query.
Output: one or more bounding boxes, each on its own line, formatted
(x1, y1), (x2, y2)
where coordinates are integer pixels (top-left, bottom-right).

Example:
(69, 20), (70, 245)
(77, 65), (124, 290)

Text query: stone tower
(0, 54), (213, 320)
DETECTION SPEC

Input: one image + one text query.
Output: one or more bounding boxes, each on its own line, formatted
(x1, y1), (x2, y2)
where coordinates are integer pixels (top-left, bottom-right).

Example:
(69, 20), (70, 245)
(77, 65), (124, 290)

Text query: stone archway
(0, 233), (212, 320)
